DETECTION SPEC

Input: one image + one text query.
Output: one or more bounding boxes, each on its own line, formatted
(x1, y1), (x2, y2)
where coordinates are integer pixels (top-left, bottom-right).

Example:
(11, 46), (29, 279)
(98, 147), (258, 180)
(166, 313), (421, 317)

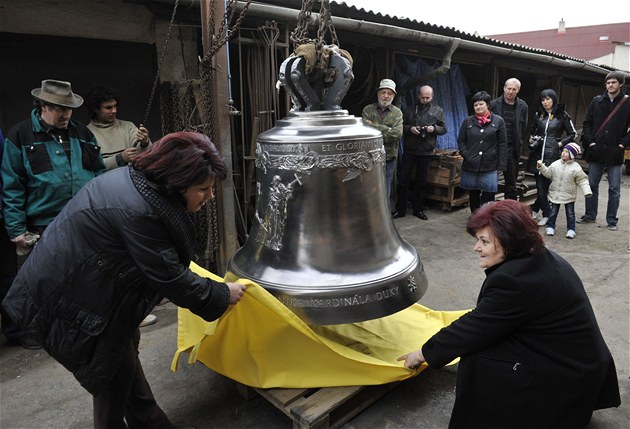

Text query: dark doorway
(0, 32), (159, 138)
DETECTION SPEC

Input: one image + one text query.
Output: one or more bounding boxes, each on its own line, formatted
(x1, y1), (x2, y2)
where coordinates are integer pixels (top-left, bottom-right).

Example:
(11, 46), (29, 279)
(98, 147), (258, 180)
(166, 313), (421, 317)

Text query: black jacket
(402, 102), (447, 155)
(2, 167), (231, 395)
(526, 104), (577, 174)
(490, 96), (528, 159)
(457, 113), (508, 173)
(423, 249), (620, 429)
(582, 91), (630, 165)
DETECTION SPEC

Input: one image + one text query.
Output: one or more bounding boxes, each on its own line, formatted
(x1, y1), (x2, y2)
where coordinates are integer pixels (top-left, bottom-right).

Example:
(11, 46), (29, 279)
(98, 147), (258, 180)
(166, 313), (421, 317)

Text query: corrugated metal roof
(325, 1), (618, 68)
(487, 22), (630, 62)
(144, 0), (618, 71)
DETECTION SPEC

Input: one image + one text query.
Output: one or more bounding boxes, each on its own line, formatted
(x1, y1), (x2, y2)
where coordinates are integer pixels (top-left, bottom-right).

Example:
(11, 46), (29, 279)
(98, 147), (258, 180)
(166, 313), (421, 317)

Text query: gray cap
(378, 78), (397, 94)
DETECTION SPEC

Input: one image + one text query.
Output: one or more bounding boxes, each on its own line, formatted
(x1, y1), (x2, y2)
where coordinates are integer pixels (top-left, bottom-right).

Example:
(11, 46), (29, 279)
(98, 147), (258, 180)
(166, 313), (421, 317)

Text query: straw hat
(31, 79), (83, 108)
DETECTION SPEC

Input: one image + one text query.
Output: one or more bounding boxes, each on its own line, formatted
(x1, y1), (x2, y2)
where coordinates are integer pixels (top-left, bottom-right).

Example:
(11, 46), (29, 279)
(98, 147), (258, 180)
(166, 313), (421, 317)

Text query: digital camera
(528, 135), (544, 151)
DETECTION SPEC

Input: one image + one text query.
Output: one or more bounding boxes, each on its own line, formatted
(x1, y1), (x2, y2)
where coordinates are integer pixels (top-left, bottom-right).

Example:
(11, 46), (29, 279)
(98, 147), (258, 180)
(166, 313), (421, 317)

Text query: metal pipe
(148, 0), (608, 75)
(226, 1), (610, 76)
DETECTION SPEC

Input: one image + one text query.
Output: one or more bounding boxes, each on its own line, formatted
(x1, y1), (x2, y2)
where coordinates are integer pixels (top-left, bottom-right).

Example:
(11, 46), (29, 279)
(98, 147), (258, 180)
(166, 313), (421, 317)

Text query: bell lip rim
(225, 258), (424, 293)
(279, 286), (429, 326)
(286, 109), (350, 118)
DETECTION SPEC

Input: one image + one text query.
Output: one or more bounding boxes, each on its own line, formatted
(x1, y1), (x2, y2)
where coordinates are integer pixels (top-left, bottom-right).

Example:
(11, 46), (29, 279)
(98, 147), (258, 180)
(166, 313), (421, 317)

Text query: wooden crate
(426, 181), (469, 211)
(427, 166), (452, 186)
(427, 153), (463, 186)
(237, 382), (400, 429)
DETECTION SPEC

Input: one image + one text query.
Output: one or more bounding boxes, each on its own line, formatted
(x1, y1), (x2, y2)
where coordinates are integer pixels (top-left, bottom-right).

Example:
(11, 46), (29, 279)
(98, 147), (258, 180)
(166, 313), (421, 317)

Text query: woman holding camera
(457, 91), (507, 212)
(527, 89), (577, 226)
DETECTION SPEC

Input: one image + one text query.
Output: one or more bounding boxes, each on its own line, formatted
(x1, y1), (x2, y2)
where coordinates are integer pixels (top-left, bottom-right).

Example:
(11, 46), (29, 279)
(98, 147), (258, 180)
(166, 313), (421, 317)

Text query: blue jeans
(385, 158), (397, 204)
(547, 202), (576, 231)
(585, 162), (622, 226)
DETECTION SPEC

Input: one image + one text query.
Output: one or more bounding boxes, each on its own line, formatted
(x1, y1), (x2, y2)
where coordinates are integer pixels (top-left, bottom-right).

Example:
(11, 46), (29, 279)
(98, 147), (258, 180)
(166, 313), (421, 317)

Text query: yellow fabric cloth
(172, 262), (469, 388)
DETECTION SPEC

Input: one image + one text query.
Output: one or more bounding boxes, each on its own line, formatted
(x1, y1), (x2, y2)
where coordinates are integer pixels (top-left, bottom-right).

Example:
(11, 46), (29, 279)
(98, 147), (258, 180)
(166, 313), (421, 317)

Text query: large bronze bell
(227, 46), (428, 325)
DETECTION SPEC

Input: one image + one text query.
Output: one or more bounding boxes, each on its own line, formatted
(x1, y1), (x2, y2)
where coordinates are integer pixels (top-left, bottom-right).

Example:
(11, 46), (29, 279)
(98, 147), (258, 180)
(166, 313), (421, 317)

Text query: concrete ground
(1, 175), (628, 429)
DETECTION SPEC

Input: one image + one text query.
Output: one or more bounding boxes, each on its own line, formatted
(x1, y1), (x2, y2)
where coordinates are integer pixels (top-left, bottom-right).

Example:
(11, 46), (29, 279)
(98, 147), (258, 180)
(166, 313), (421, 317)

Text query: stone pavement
(1, 175), (628, 428)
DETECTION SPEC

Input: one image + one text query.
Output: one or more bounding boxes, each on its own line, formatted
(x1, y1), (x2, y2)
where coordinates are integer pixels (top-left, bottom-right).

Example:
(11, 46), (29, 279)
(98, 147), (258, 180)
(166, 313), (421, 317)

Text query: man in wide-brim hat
(31, 79), (84, 109)
(1, 79), (104, 349)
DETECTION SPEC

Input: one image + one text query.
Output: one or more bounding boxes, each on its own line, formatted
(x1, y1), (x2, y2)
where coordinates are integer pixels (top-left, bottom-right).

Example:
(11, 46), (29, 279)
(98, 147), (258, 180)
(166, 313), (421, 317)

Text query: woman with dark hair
(527, 88), (577, 226)
(457, 91), (507, 212)
(2, 131), (247, 428)
(398, 199), (620, 429)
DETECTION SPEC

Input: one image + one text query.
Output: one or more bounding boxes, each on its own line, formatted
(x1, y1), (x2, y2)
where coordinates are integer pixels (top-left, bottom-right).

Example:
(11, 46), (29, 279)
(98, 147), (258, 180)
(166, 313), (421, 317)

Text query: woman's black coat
(422, 248), (620, 429)
(457, 113), (508, 173)
(526, 105), (577, 173)
(2, 167), (231, 395)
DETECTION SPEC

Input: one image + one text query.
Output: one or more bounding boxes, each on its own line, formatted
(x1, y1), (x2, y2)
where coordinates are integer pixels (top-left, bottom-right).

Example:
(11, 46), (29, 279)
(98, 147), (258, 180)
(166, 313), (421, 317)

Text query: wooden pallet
(237, 382), (400, 429)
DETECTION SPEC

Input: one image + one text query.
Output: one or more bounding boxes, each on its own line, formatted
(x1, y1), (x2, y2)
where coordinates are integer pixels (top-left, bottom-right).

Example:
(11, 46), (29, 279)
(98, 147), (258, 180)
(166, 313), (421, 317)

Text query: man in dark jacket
(1, 79), (104, 255)
(490, 78), (529, 200)
(577, 71), (630, 231)
(393, 85), (447, 220)
(1, 79), (103, 349)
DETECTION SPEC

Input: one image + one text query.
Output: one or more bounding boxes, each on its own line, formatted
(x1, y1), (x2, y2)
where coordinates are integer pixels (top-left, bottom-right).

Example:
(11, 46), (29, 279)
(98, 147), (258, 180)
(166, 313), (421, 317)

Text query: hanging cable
(142, 0), (180, 127)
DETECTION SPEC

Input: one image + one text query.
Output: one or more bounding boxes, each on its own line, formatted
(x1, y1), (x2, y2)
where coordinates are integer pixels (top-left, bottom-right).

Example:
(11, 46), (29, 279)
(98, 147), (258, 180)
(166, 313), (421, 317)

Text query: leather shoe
(6, 334), (42, 350)
(576, 216), (595, 224)
(392, 211), (406, 219)
(413, 210), (428, 220)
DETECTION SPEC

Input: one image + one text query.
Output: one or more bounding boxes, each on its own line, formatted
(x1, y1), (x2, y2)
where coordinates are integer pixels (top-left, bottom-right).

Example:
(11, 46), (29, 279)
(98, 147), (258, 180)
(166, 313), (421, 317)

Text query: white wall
(591, 45), (629, 73)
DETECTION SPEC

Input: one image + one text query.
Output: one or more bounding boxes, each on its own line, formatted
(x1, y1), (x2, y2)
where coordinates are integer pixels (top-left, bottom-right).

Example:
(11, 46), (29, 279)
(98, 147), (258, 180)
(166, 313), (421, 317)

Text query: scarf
(475, 112), (491, 125)
(129, 166), (196, 262)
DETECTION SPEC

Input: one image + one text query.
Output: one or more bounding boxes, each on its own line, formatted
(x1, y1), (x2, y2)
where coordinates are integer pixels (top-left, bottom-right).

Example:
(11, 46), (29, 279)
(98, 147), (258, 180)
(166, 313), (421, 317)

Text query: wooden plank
(290, 386), (363, 423)
(290, 384), (399, 429)
(259, 387), (317, 415)
(238, 382), (400, 429)
(323, 382), (399, 429)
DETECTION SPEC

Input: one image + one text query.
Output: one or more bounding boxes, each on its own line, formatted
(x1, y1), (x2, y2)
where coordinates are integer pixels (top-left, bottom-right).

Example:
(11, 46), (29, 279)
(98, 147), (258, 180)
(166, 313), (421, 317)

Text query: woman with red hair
(3, 132), (247, 428)
(399, 199), (620, 428)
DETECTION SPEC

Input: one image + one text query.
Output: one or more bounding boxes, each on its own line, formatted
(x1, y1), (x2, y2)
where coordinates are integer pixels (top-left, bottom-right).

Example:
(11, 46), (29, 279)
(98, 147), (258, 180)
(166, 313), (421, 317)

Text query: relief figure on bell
(255, 174), (302, 251)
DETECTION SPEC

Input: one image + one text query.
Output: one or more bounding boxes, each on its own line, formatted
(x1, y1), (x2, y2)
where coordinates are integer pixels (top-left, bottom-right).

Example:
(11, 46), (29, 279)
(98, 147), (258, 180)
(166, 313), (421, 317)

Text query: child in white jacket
(537, 142), (592, 239)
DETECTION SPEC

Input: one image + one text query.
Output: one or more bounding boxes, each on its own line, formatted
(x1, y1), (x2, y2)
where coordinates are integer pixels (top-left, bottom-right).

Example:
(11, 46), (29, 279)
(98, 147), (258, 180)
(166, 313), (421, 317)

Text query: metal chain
(202, 0), (252, 62)
(143, 0), (180, 127)
(290, 0), (315, 46)
(289, 0), (339, 71)
(196, 0), (252, 270)
(318, 1), (339, 47)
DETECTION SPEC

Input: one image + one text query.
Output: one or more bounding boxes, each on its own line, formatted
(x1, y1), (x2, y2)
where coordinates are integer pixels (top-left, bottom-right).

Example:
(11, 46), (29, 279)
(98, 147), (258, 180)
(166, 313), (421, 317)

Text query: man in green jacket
(1, 79), (104, 257)
(362, 79), (403, 204)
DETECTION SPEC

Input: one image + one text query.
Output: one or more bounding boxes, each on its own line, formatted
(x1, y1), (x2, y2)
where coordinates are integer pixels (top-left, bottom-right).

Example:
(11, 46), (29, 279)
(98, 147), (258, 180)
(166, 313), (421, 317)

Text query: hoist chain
(201, 0), (252, 63)
(290, 0), (339, 71)
(143, 0), (179, 127)
(196, 0), (252, 271)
